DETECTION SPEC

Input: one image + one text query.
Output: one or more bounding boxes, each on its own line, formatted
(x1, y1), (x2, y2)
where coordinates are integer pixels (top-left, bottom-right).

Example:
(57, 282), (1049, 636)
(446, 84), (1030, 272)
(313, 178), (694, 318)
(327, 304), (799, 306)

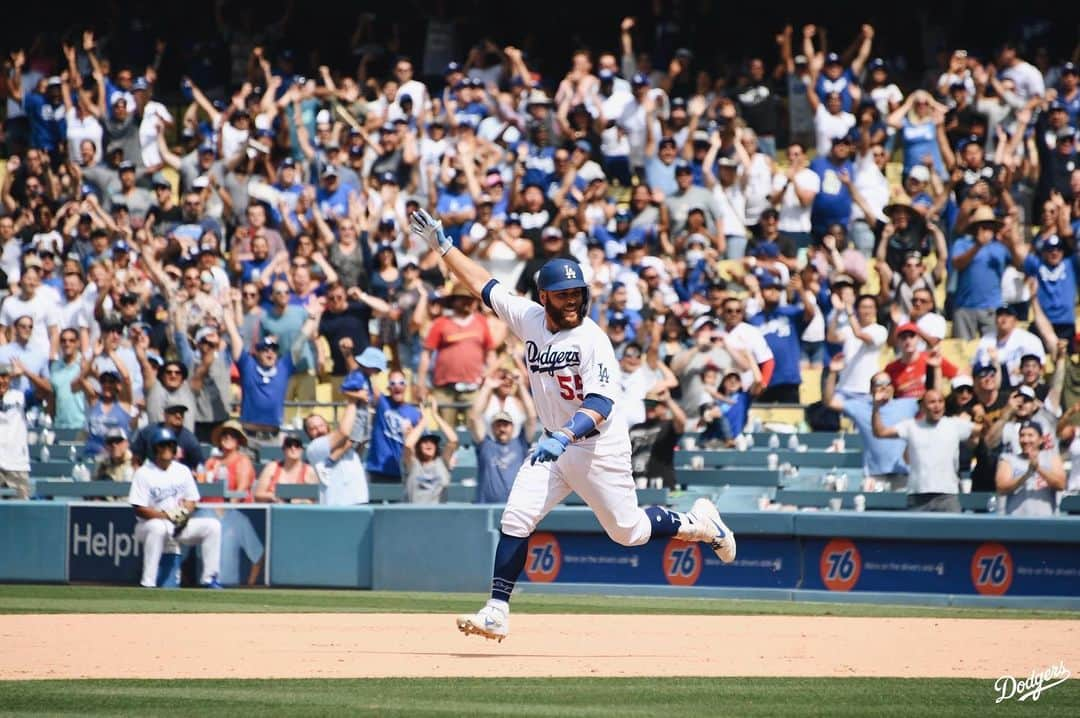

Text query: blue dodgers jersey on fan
(366, 395), (423, 477)
(749, 304), (805, 386)
(482, 279), (629, 449)
(809, 156), (854, 235)
(1023, 252), (1080, 325)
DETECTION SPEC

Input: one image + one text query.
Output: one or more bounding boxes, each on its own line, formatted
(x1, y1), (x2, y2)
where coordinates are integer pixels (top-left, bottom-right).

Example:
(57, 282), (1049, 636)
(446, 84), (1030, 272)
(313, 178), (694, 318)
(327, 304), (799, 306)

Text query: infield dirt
(3, 613), (1077, 680)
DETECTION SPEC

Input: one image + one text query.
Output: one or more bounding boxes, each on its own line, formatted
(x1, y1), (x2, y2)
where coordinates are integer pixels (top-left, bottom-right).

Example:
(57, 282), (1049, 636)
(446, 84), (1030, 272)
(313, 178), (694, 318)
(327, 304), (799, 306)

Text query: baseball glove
(166, 506), (191, 537)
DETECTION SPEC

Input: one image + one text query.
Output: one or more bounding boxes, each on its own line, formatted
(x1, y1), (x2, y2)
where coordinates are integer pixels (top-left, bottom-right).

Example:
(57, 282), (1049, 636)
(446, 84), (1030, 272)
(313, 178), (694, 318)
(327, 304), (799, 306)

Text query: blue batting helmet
(149, 426), (178, 448)
(537, 258), (590, 315)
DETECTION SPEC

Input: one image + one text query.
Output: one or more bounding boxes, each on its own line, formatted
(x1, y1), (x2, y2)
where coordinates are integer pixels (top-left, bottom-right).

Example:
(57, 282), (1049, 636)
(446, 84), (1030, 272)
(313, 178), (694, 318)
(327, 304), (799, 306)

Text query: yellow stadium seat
(940, 338), (979, 369)
(799, 367), (822, 404)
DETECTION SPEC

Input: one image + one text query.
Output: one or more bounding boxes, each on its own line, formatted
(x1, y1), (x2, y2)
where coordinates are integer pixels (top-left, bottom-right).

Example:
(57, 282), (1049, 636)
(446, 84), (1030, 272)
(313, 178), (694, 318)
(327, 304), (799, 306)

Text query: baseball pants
(135, 517), (222, 588)
(500, 445), (652, 546)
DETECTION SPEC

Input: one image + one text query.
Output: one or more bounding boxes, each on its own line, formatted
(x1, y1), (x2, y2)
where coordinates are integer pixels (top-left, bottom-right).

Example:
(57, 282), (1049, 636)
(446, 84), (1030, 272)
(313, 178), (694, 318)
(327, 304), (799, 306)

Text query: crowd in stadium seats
(2, 13), (1080, 516)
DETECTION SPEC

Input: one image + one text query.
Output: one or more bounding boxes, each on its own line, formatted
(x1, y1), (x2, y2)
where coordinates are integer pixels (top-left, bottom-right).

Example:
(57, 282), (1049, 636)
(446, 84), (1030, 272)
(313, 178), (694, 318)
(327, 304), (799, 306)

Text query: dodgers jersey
(484, 280), (629, 451)
(128, 461), (201, 520)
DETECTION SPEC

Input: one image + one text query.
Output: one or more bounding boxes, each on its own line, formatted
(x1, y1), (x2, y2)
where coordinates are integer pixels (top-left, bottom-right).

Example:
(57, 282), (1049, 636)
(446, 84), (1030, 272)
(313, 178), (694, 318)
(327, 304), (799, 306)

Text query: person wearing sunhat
(949, 205), (1014, 340)
(877, 194), (947, 276)
(203, 420), (255, 503)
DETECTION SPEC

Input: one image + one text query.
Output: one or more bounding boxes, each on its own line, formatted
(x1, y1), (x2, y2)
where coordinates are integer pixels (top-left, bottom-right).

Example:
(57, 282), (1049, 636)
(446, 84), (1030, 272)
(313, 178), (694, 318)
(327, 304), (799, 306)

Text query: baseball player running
(129, 426), (223, 588)
(409, 210), (735, 642)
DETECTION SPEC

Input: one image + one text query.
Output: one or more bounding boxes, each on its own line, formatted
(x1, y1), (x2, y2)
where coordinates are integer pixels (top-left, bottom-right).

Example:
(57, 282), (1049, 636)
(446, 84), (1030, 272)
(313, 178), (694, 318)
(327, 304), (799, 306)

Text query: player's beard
(544, 300), (582, 330)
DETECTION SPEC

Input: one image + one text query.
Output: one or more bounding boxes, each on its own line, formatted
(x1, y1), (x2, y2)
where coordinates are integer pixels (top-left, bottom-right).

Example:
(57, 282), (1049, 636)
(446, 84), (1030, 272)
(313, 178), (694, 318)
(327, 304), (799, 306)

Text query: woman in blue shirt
(887, 90), (947, 178)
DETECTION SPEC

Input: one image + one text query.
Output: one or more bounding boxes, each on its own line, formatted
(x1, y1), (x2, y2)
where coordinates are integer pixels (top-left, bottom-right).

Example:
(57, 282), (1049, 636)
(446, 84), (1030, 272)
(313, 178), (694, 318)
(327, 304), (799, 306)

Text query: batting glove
(409, 209), (454, 256)
(531, 432), (570, 465)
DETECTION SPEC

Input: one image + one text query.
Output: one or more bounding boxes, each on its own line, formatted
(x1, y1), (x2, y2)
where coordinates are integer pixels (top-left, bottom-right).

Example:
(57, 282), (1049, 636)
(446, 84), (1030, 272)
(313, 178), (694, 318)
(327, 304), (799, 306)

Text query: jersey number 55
(556, 375), (584, 401)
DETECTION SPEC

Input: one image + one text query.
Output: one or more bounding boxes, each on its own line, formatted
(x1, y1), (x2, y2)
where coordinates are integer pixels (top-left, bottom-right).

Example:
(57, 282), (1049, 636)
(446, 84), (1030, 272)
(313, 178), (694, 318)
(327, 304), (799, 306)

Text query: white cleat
(687, 498), (737, 564)
(456, 600), (509, 642)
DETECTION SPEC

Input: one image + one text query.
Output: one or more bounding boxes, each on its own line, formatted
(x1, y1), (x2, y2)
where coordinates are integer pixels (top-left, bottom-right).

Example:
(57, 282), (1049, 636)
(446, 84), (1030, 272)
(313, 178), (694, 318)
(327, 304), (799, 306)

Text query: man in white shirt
(128, 426), (222, 588)
(997, 42), (1046, 102)
(974, 306), (1045, 387)
(0, 265), (60, 358)
(873, 387), (981, 512)
(768, 142), (819, 245)
(717, 296), (774, 392)
(303, 403), (368, 506)
(0, 363), (31, 498)
(828, 292), (887, 398)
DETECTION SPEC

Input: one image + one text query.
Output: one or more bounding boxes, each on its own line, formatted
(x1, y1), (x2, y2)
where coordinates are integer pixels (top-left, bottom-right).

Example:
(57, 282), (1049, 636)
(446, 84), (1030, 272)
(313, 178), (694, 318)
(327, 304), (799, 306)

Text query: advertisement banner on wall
(519, 533), (801, 589)
(804, 538), (1080, 596)
(69, 505), (269, 586)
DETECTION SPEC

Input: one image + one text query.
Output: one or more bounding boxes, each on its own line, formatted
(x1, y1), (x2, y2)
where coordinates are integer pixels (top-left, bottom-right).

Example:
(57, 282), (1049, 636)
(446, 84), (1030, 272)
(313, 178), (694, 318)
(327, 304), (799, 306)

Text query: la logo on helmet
(564, 265), (576, 279)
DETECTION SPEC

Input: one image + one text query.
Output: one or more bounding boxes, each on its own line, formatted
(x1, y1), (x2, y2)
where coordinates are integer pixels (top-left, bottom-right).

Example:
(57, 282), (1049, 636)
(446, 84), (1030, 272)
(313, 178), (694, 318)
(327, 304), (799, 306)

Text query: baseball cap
(574, 139), (592, 154)
(490, 410), (514, 426)
(956, 134), (981, 151)
(598, 68), (615, 81)
(825, 52), (842, 65)
(1016, 385), (1037, 400)
(793, 54), (809, 66)
(625, 234), (645, 249)
(132, 77), (149, 92)
(444, 61), (462, 75)
(631, 72), (650, 87)
(105, 427), (128, 442)
(1063, 62), (1079, 76)
(895, 322), (919, 337)
(868, 58), (887, 71)
(951, 375), (973, 390)
(1018, 419), (1044, 434)
(151, 174), (171, 189)
(194, 326), (218, 344)
(995, 304), (1019, 317)
(658, 136), (677, 150)
(355, 346), (388, 371)
(1020, 353), (1044, 365)
(758, 272), (781, 289)
(321, 165), (339, 179)
(609, 311), (630, 327)
(0, 362), (11, 376)
(1042, 235), (1063, 250)
(506, 213), (521, 226)
(256, 336), (280, 351)
(674, 159), (693, 174)
(541, 226), (563, 240)
(163, 403), (188, 415)
(973, 361), (997, 376)
(908, 165), (931, 183)
(751, 242), (780, 259)
(117, 160), (135, 172)
(690, 316), (718, 334)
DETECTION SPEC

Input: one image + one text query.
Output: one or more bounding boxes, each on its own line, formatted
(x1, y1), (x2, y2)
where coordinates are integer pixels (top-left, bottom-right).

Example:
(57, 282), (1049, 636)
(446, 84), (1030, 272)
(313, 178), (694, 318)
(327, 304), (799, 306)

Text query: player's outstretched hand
(531, 432), (570, 464)
(409, 209), (454, 256)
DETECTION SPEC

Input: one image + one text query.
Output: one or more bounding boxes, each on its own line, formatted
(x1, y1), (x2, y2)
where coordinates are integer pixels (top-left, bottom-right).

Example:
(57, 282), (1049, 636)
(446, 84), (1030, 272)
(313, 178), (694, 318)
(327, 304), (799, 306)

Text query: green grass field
(2, 585), (1078, 717)
(2, 677), (1078, 717)
(1, 584), (1077, 619)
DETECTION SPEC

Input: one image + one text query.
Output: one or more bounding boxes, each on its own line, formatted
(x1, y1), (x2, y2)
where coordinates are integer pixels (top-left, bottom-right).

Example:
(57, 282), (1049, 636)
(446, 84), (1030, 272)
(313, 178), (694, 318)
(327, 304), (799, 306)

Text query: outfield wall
(2, 502), (1079, 606)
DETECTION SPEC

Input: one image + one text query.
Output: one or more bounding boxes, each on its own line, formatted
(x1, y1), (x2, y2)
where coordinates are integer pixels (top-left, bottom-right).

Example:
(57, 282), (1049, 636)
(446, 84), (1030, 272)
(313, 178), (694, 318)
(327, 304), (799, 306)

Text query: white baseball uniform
(484, 280), (654, 546)
(129, 460), (222, 588)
